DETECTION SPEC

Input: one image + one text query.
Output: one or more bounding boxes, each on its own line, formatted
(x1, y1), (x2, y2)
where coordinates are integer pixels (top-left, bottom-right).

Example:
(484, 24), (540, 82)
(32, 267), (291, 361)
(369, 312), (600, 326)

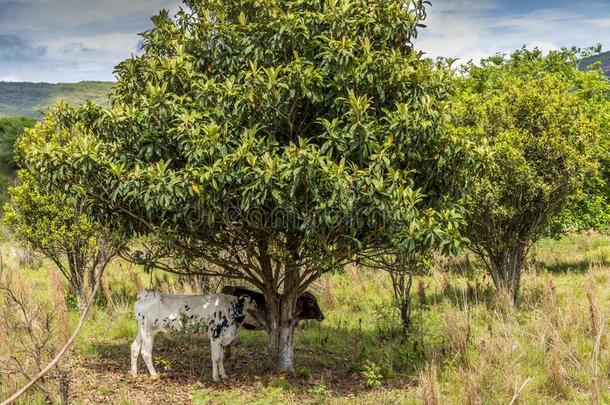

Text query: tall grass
(1, 233), (610, 403)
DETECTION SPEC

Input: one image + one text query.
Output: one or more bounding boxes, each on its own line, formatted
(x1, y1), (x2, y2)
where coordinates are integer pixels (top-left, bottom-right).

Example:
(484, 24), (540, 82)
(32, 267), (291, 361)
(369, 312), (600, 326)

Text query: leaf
(238, 11), (247, 25)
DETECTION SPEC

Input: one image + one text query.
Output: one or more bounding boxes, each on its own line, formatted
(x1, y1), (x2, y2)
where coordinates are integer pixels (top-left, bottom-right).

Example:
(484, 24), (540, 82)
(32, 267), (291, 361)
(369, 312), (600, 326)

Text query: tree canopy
(4, 170), (124, 305)
(19, 0), (477, 371)
(454, 48), (610, 300)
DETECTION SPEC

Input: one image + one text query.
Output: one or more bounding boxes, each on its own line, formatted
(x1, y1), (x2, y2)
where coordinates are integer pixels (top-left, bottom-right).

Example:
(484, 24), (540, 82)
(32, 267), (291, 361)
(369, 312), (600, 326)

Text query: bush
(455, 47), (610, 301)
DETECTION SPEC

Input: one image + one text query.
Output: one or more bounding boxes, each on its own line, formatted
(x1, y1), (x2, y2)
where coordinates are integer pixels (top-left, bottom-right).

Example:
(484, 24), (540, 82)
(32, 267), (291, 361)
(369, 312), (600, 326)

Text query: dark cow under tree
(220, 286), (324, 360)
(220, 286), (324, 330)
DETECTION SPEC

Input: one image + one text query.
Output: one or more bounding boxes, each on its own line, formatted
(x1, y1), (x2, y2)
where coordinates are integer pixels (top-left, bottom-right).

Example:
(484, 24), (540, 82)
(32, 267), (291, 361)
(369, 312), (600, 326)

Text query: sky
(0, 0), (609, 83)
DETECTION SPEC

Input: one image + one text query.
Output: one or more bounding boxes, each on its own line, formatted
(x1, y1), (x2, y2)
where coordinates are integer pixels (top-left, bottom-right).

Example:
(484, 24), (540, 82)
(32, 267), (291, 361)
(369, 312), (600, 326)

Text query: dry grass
(1, 233), (610, 404)
(418, 363), (439, 405)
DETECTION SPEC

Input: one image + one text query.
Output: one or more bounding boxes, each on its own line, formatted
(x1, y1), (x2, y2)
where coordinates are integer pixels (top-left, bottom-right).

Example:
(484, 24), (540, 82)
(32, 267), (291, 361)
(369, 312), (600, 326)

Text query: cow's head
(238, 295), (264, 329)
(297, 291), (324, 321)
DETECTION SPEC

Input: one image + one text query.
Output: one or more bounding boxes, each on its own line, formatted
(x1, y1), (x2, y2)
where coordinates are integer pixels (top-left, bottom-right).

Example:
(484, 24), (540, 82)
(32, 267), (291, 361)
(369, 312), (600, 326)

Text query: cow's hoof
(150, 374), (161, 380)
(129, 373), (138, 379)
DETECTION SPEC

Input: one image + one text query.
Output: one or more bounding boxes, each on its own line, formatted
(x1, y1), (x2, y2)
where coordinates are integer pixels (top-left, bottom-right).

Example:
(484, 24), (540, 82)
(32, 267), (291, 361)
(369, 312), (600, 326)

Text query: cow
(220, 286), (324, 328)
(130, 291), (257, 382)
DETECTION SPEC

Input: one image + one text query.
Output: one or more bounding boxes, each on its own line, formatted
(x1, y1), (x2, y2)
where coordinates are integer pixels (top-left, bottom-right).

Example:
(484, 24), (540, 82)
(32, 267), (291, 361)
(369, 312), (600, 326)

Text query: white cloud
(0, 0), (180, 82)
(418, 1), (610, 63)
(3, 0), (610, 82)
(0, 74), (23, 82)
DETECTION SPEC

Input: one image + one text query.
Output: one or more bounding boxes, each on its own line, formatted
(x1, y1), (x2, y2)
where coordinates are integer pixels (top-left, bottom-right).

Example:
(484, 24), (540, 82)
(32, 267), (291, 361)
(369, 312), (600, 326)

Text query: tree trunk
(265, 293), (297, 373)
(489, 244), (527, 304)
(390, 271), (413, 335)
(67, 260), (84, 306)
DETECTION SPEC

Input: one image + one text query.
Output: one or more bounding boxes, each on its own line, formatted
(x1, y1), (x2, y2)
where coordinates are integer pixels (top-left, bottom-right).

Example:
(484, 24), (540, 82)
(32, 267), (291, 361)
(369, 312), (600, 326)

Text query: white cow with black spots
(130, 291), (259, 381)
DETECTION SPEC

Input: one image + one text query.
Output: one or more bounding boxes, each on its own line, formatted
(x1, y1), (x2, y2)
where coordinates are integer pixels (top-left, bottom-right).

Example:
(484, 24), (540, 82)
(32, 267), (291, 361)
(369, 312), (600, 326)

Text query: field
(0, 82), (113, 118)
(1, 232), (610, 404)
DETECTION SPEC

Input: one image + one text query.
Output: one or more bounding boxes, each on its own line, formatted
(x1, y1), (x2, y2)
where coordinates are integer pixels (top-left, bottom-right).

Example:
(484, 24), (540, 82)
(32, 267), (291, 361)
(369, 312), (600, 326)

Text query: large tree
(455, 48), (610, 302)
(20, 0), (476, 372)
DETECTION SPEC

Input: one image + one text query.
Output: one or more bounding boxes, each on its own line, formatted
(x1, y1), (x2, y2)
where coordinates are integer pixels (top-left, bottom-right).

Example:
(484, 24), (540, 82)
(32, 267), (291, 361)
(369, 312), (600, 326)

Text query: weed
(307, 385), (330, 397)
(419, 363), (440, 405)
(361, 361), (384, 389)
(155, 355), (173, 371)
(295, 366), (311, 380)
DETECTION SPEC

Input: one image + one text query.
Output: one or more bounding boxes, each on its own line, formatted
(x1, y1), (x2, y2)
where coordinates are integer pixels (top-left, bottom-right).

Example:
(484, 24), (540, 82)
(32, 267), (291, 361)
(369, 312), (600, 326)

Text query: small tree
(21, 0), (477, 372)
(383, 252), (431, 335)
(455, 48), (610, 302)
(3, 170), (124, 305)
(0, 269), (71, 405)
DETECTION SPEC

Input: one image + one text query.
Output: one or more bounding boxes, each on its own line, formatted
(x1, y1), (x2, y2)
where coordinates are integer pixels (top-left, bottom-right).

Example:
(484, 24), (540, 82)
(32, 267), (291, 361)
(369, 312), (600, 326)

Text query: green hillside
(579, 50), (610, 77)
(0, 81), (113, 118)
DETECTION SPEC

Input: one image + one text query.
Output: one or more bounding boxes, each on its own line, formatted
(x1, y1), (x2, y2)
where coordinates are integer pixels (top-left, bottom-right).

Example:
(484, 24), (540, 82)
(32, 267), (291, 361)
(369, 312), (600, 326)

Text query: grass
(0, 81), (113, 118)
(1, 232), (610, 404)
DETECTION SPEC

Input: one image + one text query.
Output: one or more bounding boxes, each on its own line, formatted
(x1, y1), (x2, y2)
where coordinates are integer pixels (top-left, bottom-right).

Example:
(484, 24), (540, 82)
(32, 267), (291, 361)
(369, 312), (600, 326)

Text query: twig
(1, 267), (104, 405)
(508, 376), (532, 405)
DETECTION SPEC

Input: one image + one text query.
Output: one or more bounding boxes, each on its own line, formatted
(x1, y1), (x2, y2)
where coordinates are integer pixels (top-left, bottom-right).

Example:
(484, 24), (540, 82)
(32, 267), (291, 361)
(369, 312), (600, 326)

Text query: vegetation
(0, 81), (113, 118)
(1, 0), (610, 403)
(455, 48), (610, 302)
(3, 171), (125, 305)
(2, 233), (610, 403)
(579, 49), (610, 77)
(0, 116), (36, 203)
(19, 0), (477, 372)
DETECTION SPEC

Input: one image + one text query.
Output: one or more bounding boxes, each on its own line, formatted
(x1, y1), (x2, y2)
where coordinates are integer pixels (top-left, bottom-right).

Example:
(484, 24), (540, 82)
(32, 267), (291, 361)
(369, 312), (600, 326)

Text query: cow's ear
(295, 298), (304, 314)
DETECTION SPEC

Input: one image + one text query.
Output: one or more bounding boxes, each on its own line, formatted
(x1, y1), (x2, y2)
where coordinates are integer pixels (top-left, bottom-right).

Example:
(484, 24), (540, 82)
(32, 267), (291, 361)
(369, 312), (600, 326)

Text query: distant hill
(0, 81), (114, 118)
(579, 51), (610, 77)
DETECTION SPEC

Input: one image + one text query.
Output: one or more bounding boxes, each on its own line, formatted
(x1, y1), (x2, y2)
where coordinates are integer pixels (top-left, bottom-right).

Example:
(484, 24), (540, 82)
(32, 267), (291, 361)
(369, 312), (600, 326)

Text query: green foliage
(295, 366), (311, 380)
(579, 49), (610, 78)
(361, 361), (384, 388)
(0, 81), (113, 118)
(3, 170), (123, 301)
(23, 0), (475, 273)
(18, 0), (477, 369)
(0, 116), (36, 170)
(0, 116), (36, 204)
(4, 171), (98, 260)
(455, 47), (610, 298)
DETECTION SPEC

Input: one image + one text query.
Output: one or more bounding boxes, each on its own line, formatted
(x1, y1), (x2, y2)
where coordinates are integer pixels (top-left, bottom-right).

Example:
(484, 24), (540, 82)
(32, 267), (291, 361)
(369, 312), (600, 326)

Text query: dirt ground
(68, 336), (409, 404)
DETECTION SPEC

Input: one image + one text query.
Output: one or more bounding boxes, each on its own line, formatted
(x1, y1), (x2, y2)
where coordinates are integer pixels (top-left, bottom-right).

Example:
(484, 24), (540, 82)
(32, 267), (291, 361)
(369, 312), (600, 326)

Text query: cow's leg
(140, 330), (159, 378)
(225, 340), (233, 359)
(218, 345), (227, 379)
(210, 340), (222, 382)
(130, 331), (142, 377)
(225, 337), (240, 359)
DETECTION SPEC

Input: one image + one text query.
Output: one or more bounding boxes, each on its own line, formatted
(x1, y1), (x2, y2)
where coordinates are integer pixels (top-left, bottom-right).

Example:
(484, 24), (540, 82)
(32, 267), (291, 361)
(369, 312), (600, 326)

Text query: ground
(1, 233), (610, 404)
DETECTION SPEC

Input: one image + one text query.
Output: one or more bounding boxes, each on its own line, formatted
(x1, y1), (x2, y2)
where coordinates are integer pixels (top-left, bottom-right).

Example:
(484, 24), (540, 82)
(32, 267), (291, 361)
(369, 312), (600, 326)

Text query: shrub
(455, 47), (610, 302)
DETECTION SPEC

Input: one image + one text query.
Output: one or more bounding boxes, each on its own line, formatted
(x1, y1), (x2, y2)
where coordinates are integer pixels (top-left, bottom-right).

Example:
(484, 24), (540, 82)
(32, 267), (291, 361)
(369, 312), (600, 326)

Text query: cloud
(0, 34), (46, 61)
(61, 43), (94, 54)
(3, 0), (610, 82)
(417, 0), (610, 63)
(0, 0), (180, 82)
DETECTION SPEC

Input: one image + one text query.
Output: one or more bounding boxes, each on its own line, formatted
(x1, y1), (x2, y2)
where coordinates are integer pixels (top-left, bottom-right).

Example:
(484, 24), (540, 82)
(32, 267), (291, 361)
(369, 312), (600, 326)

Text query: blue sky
(0, 0), (609, 82)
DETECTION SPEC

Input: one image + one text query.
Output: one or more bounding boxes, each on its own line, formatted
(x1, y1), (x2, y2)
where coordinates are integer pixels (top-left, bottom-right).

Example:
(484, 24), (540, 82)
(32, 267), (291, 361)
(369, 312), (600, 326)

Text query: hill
(579, 51), (610, 77)
(0, 81), (113, 118)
